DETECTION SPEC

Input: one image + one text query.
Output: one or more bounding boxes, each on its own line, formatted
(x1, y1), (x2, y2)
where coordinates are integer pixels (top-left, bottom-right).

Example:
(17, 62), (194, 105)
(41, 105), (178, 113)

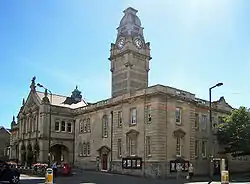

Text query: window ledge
(175, 122), (182, 126)
(129, 123), (137, 127)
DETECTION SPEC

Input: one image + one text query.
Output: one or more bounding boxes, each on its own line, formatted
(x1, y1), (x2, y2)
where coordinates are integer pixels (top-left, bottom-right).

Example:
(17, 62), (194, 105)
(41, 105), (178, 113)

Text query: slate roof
(36, 91), (88, 109)
(0, 126), (11, 134)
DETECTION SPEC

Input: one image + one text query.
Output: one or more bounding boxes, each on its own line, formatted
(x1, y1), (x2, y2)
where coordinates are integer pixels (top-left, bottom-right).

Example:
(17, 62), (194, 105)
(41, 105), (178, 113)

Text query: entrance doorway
(102, 154), (108, 171)
(50, 144), (69, 164)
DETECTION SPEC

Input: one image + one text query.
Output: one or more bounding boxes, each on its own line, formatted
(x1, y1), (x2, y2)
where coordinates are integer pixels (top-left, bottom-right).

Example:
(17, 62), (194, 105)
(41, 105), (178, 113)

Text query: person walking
(51, 161), (57, 179)
(188, 163), (194, 180)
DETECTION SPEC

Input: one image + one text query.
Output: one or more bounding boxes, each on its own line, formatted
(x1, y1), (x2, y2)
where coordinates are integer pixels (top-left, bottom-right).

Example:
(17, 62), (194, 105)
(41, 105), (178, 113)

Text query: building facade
(9, 7), (250, 178)
(0, 126), (11, 160)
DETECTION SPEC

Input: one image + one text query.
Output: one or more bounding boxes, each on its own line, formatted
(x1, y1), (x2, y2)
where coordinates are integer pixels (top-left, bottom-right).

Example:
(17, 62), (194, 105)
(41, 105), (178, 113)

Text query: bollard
(221, 159), (226, 172)
(45, 168), (53, 184)
(221, 170), (229, 184)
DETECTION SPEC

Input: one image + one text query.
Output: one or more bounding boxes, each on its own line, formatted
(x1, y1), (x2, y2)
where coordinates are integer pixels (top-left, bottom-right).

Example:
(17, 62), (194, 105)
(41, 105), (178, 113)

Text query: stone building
(0, 126), (11, 160)
(9, 7), (250, 177)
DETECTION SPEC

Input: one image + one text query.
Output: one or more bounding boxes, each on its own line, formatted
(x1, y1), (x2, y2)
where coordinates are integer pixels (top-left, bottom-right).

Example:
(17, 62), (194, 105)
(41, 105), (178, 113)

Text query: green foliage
(217, 106), (250, 156)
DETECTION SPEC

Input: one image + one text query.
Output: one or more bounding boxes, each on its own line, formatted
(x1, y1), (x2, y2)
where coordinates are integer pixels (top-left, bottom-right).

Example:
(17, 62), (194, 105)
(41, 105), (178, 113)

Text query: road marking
(20, 174), (45, 180)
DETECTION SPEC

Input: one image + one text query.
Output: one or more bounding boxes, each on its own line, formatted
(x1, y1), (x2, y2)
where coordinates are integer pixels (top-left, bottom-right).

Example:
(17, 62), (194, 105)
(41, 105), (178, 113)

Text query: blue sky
(0, 0), (250, 128)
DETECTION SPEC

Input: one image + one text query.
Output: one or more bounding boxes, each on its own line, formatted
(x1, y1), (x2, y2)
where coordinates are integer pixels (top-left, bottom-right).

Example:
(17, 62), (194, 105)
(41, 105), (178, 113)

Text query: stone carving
(30, 76), (36, 91)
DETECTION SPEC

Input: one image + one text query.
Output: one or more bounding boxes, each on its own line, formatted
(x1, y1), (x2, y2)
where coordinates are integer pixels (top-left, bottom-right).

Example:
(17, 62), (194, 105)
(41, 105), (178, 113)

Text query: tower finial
(42, 89), (50, 104)
(22, 98), (25, 106)
(11, 116), (16, 126)
(30, 76), (36, 91)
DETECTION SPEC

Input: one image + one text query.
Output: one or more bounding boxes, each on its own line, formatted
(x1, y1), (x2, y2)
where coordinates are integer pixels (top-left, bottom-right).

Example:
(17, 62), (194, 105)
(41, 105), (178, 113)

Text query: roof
(0, 126), (11, 134)
(36, 91), (87, 109)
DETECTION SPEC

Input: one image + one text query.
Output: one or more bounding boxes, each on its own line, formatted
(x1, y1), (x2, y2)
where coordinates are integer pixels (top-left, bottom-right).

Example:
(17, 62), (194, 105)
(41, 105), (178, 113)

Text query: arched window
(79, 120), (83, 133)
(86, 118), (91, 132)
(83, 142), (87, 156)
(126, 130), (139, 156)
(102, 115), (108, 138)
(83, 119), (87, 132)
(86, 142), (90, 156)
(79, 143), (83, 156)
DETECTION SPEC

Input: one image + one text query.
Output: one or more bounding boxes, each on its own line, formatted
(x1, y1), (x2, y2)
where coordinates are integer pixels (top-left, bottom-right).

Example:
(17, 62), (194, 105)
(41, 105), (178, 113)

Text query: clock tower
(109, 7), (151, 97)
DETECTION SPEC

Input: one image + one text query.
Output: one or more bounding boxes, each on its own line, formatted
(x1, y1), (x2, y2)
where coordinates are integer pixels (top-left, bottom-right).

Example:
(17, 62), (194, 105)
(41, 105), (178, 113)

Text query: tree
(217, 106), (250, 157)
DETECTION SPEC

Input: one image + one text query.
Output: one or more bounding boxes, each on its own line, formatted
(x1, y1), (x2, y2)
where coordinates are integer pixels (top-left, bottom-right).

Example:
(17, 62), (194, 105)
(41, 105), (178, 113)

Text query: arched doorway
(97, 146), (110, 171)
(50, 144), (69, 164)
(33, 142), (40, 163)
(27, 143), (33, 167)
(20, 144), (26, 165)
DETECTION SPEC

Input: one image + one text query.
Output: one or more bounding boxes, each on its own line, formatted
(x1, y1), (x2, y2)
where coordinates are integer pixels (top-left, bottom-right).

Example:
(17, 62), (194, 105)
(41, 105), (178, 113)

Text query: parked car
(0, 160), (20, 184)
(57, 163), (72, 176)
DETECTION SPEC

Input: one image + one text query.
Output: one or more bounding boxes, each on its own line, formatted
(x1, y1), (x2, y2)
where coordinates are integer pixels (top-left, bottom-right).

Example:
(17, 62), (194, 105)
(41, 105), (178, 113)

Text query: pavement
(18, 170), (250, 184)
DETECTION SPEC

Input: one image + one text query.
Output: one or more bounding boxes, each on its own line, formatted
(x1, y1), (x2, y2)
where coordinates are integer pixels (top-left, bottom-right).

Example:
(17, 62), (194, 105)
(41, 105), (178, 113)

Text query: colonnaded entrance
(50, 144), (69, 164)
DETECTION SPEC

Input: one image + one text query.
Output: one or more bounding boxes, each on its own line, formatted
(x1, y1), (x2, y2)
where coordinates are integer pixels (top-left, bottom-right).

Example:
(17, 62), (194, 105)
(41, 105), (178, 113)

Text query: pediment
(126, 129), (139, 136)
(173, 128), (186, 138)
(97, 145), (111, 152)
(20, 91), (41, 114)
(213, 96), (233, 112)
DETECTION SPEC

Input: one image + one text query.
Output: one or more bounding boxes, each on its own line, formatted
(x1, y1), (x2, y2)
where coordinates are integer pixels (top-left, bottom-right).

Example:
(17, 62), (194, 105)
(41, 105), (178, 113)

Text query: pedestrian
(188, 163), (194, 180)
(51, 161), (57, 178)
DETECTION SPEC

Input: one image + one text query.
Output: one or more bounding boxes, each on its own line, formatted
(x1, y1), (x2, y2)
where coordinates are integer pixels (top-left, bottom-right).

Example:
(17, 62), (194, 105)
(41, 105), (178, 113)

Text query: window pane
(118, 139), (122, 157)
(80, 120), (83, 133)
(130, 137), (136, 155)
(175, 108), (181, 123)
(201, 115), (207, 130)
(147, 105), (152, 122)
(195, 113), (199, 128)
(83, 143), (86, 156)
(202, 141), (206, 157)
(61, 121), (66, 131)
(83, 119), (87, 132)
(55, 121), (60, 131)
(67, 123), (72, 132)
(103, 115), (108, 137)
(131, 108), (137, 124)
(87, 143), (90, 156)
(118, 111), (122, 127)
(195, 140), (198, 157)
(87, 118), (91, 132)
(176, 137), (181, 156)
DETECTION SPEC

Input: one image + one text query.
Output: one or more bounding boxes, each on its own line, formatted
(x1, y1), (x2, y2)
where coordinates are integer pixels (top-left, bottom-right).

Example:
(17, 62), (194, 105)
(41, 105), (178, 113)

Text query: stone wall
(112, 161), (168, 179)
(75, 160), (97, 171)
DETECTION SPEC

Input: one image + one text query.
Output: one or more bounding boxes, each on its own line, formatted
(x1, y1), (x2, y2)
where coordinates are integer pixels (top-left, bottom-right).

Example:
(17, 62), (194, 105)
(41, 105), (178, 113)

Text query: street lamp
(37, 83), (52, 167)
(208, 82), (223, 178)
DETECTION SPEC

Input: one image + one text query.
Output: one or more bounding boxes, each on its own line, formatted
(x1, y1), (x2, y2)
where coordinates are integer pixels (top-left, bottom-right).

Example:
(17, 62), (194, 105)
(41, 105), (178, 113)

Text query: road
(19, 170), (250, 184)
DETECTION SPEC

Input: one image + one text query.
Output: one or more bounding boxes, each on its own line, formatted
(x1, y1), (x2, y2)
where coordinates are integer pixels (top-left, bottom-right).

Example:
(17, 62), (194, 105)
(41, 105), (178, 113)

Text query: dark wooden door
(102, 154), (108, 170)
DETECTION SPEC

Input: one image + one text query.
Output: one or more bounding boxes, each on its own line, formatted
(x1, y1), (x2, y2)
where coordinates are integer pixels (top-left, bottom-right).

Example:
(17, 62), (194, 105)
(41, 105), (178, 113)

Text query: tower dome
(119, 7), (141, 27)
(117, 7), (144, 38)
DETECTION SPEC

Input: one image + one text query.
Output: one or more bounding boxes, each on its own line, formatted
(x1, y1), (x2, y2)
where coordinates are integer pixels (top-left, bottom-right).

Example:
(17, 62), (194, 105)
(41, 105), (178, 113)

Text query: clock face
(117, 38), (125, 49)
(134, 38), (143, 49)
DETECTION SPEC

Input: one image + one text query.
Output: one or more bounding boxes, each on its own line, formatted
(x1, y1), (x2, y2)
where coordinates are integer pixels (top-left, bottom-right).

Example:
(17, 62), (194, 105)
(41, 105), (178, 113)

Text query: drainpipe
(110, 111), (114, 172)
(73, 119), (76, 167)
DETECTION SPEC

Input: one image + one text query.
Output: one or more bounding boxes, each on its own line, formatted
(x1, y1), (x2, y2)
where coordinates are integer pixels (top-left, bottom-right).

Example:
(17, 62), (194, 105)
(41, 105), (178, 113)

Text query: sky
(0, 0), (250, 128)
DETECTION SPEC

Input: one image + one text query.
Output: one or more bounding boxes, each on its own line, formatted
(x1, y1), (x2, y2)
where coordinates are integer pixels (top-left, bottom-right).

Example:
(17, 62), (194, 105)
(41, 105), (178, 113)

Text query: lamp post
(208, 82), (223, 178)
(37, 83), (52, 167)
